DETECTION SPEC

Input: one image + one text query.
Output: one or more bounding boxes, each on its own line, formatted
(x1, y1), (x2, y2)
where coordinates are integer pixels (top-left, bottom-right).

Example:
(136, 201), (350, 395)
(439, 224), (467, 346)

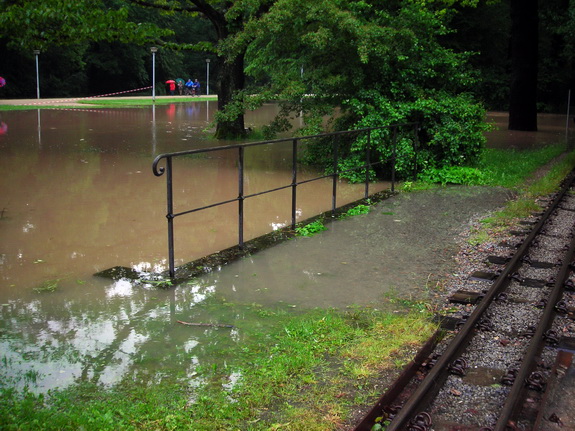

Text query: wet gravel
(424, 191), (575, 429)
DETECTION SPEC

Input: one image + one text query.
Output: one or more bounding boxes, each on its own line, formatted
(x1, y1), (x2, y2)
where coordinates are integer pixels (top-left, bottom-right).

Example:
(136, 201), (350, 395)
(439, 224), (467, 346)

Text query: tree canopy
(0, 0), (170, 50)
(1, 0), (574, 179)
(216, 0), (487, 178)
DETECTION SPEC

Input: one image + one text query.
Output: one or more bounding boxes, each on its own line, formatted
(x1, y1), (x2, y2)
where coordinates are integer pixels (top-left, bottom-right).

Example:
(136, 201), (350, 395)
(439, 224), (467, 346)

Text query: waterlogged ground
(0, 186), (512, 393)
(0, 106), (571, 394)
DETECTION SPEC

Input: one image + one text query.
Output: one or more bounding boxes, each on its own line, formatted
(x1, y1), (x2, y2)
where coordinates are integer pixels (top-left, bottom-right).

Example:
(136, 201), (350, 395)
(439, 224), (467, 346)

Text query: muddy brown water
(0, 102), (385, 292)
(0, 104), (572, 392)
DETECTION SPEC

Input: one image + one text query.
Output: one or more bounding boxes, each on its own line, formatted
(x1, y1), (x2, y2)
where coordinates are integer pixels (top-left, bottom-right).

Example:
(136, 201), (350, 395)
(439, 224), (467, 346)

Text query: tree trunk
(508, 0), (538, 131)
(214, 53), (247, 139)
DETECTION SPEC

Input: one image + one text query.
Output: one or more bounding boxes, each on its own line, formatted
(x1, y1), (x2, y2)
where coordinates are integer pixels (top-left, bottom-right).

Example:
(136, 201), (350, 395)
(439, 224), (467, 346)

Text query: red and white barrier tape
(21, 86), (153, 106)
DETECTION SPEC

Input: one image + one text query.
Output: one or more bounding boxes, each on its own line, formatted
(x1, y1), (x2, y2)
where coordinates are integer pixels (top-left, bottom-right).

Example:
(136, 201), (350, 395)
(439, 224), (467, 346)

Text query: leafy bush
(346, 92), (488, 180)
(339, 204), (371, 219)
(295, 220), (327, 236)
(418, 166), (486, 185)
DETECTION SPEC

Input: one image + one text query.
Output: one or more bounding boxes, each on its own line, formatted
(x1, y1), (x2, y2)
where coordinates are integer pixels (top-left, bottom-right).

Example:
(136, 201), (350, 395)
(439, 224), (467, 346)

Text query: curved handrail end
(152, 154), (167, 177)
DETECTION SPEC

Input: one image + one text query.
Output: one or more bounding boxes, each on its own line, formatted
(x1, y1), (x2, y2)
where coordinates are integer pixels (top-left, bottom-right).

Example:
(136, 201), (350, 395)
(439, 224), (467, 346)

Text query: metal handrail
(152, 123), (418, 278)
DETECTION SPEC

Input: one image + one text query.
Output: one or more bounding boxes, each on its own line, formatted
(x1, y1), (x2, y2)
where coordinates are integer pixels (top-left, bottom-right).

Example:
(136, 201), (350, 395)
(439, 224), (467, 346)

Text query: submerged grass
(0, 307), (436, 431)
(0, 96), (218, 111)
(3, 134), (574, 429)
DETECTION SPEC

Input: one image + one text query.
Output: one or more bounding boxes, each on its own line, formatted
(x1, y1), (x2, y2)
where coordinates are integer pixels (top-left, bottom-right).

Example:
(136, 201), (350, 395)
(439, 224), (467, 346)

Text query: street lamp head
(150, 47), (158, 53)
(206, 58), (211, 63)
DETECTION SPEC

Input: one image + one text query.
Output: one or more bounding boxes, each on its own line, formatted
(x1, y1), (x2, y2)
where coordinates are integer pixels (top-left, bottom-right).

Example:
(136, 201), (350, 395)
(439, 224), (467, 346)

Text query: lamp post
(151, 47), (158, 102)
(205, 58), (210, 96)
(33, 50), (40, 99)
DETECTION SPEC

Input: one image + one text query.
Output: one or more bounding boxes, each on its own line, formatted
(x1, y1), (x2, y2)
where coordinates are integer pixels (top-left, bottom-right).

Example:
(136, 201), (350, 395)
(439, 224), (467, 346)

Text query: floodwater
(0, 105), (572, 393)
(0, 102), (385, 291)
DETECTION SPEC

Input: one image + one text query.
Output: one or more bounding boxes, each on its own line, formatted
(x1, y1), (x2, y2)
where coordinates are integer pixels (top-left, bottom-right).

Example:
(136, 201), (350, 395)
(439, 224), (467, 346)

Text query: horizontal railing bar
(173, 160), (387, 218)
(244, 185), (292, 200)
(152, 123), (418, 176)
(297, 174), (333, 186)
(172, 198), (238, 218)
(155, 122), (419, 277)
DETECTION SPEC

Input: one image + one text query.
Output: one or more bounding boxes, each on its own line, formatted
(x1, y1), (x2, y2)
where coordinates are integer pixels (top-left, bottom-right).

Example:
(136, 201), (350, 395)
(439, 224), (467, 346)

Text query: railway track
(355, 172), (575, 431)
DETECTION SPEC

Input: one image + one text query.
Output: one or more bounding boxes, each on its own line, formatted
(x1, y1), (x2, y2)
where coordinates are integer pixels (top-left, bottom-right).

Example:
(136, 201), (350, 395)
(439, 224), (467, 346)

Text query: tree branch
(127, 0), (229, 39)
(127, 0), (199, 13)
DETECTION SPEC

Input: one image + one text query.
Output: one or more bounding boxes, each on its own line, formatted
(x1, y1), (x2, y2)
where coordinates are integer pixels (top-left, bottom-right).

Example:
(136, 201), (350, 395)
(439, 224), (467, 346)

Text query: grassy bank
(0, 96), (218, 111)
(473, 145), (575, 239)
(78, 96), (218, 107)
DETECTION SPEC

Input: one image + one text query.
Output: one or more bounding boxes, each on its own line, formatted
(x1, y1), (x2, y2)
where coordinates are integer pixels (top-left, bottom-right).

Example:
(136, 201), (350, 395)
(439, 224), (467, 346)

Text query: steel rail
(494, 174), (575, 430)
(383, 172), (575, 431)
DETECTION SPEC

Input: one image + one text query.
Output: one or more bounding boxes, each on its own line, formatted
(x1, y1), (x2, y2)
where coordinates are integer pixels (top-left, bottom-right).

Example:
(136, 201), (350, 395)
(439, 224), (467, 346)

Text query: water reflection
(0, 107), (572, 394)
(0, 102), (381, 292)
(0, 101), (385, 393)
(0, 275), (239, 393)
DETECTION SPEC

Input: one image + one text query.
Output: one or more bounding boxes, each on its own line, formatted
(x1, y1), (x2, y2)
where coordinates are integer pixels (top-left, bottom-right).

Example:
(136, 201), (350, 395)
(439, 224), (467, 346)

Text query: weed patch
(295, 219), (327, 236)
(0, 307), (435, 431)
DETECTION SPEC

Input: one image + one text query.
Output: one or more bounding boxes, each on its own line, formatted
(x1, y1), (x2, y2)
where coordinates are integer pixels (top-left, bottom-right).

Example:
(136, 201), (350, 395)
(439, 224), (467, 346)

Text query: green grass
(407, 143), (568, 191)
(0, 96), (218, 111)
(295, 219), (328, 236)
(468, 146), (575, 241)
(339, 204), (371, 219)
(0, 307), (436, 431)
(479, 144), (567, 188)
(78, 96), (218, 107)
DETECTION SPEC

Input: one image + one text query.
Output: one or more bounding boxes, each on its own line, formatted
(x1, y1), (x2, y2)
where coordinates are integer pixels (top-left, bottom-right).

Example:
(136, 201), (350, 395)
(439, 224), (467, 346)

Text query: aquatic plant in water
(295, 220), (327, 236)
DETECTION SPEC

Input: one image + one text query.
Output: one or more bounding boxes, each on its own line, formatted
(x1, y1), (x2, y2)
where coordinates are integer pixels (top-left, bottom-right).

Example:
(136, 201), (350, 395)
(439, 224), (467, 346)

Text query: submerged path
(190, 186), (513, 310)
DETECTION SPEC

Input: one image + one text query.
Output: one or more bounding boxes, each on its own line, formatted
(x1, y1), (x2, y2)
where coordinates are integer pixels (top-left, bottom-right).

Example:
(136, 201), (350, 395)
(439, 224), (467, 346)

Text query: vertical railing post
(165, 156), (176, 278)
(413, 123), (419, 180)
(332, 135), (339, 215)
(238, 147), (245, 248)
(154, 124), (419, 274)
(365, 129), (371, 199)
(391, 126), (397, 192)
(291, 139), (298, 229)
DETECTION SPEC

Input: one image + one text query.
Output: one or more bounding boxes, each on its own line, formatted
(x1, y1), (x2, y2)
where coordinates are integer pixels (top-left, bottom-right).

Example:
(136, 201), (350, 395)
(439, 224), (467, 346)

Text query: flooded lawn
(0, 101), (386, 392)
(0, 105), (571, 393)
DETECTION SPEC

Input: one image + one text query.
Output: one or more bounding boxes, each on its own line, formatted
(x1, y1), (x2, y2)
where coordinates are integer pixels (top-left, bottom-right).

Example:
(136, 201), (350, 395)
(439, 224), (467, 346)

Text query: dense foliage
(0, 0), (214, 98)
(1, 0), (574, 177)
(230, 0), (488, 179)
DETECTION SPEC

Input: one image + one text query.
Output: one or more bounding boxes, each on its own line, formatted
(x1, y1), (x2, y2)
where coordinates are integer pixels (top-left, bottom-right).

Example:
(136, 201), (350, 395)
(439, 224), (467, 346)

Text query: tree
(0, 0), (172, 98)
(0, 0), (169, 51)
(227, 0), (488, 179)
(127, 0), (273, 138)
(508, 0), (538, 131)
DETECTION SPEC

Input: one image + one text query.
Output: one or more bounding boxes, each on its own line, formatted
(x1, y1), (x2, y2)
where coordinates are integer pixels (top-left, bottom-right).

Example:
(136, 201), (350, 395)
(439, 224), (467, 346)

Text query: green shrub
(295, 220), (327, 236)
(418, 166), (486, 185)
